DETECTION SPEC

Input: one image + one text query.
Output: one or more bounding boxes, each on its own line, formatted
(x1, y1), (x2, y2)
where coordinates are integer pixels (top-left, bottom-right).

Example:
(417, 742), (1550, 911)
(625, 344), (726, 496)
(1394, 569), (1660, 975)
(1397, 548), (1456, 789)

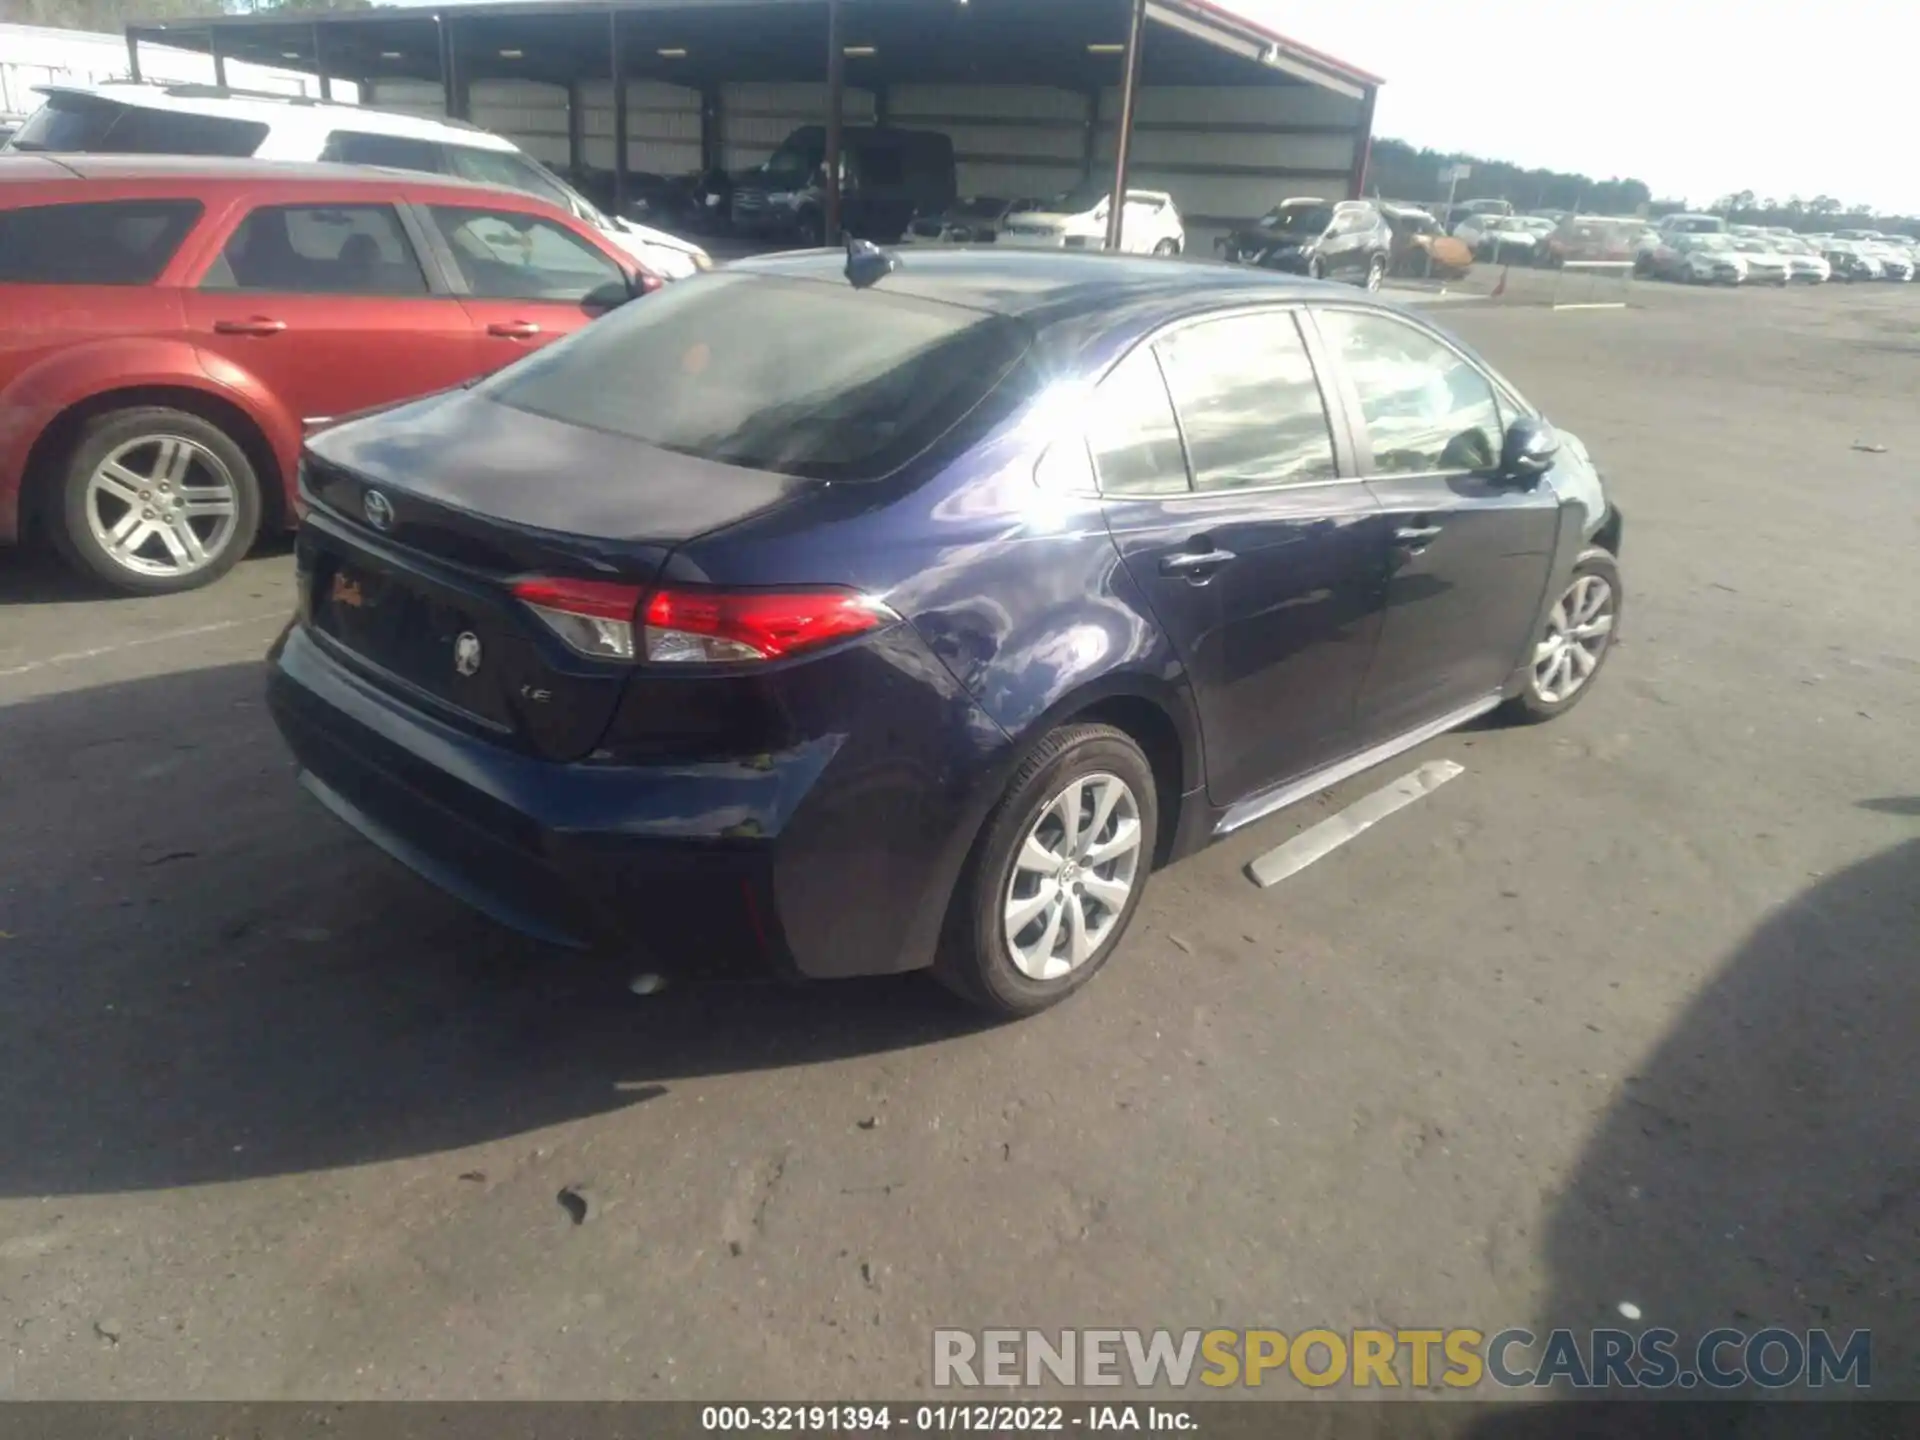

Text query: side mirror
(1500, 416), (1559, 482)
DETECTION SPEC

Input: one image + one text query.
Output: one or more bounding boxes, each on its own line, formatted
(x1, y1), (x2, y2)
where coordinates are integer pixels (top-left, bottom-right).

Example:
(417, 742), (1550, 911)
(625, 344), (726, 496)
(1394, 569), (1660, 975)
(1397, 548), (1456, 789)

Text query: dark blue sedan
(268, 247), (1623, 1016)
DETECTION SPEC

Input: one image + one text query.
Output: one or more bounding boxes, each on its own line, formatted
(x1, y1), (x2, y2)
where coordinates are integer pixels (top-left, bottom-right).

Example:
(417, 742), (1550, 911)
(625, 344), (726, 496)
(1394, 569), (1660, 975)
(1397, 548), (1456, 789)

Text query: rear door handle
(1395, 525), (1444, 542)
(486, 320), (542, 340)
(1159, 547), (1236, 576)
(212, 317), (285, 336)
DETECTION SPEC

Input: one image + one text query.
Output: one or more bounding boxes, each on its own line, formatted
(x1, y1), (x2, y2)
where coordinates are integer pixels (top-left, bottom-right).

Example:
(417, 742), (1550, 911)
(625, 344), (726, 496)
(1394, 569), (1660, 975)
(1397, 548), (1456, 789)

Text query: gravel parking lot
(0, 278), (1914, 1400)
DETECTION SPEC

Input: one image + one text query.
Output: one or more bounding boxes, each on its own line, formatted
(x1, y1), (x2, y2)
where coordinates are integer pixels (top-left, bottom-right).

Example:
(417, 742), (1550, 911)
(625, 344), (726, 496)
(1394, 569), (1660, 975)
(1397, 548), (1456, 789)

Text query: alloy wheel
(1533, 573), (1616, 704)
(1003, 772), (1143, 982)
(84, 434), (241, 580)
(1366, 255), (1386, 291)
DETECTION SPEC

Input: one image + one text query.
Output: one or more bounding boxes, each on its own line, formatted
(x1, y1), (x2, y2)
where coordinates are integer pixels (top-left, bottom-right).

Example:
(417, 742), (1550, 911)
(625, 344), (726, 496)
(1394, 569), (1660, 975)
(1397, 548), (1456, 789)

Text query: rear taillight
(643, 587), (897, 664)
(512, 577), (646, 660)
(511, 580), (897, 664)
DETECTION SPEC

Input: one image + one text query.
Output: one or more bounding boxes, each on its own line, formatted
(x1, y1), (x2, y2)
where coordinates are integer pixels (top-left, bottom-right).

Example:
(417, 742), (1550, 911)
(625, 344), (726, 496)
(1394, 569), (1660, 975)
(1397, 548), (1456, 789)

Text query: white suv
(999, 183), (1185, 256)
(4, 81), (710, 278)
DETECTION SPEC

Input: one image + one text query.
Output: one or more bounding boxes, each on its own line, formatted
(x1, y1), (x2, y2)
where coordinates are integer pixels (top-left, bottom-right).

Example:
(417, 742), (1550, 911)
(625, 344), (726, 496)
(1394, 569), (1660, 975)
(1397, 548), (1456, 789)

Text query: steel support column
(209, 30), (227, 89)
(313, 22), (332, 101)
(1347, 85), (1378, 199)
(1104, 0), (1148, 252)
(610, 9), (629, 216)
(126, 29), (143, 83)
(437, 13), (465, 120)
(824, 0), (845, 243)
(567, 80), (585, 173)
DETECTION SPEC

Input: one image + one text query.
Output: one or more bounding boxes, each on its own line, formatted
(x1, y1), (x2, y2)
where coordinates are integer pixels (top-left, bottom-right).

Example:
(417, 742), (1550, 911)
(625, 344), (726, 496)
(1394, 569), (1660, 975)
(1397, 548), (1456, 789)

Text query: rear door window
(1087, 346), (1190, 497)
(8, 93), (265, 156)
(0, 199), (203, 284)
(1154, 311), (1338, 491)
(201, 204), (428, 296)
(426, 205), (624, 302)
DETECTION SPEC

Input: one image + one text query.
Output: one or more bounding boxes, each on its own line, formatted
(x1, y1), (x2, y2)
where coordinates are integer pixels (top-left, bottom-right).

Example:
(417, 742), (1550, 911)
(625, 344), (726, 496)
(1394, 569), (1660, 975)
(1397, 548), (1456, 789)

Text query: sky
(1241, 0), (1920, 213)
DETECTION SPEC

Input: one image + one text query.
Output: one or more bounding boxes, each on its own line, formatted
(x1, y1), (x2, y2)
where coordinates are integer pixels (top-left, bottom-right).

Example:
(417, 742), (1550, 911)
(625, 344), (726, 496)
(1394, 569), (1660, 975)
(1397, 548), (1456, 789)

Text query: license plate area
(312, 557), (509, 727)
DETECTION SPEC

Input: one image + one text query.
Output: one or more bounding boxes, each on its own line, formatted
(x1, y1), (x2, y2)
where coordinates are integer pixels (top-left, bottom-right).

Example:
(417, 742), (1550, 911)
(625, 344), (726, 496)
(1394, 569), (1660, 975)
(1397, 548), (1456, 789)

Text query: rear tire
(934, 724), (1158, 1018)
(49, 406), (261, 596)
(1364, 253), (1387, 291)
(1500, 548), (1621, 724)
(1152, 238), (1179, 257)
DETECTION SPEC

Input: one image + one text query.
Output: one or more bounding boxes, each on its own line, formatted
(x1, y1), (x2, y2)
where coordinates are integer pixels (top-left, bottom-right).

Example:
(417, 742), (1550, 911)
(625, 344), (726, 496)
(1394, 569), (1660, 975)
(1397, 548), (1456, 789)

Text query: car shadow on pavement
(0, 661), (987, 1199)
(1466, 836), (1918, 1432)
(0, 535), (298, 606)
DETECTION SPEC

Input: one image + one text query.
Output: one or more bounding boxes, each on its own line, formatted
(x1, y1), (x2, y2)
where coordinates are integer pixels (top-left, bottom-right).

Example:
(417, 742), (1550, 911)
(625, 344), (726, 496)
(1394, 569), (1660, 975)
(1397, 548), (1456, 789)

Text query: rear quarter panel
(675, 402), (1204, 974)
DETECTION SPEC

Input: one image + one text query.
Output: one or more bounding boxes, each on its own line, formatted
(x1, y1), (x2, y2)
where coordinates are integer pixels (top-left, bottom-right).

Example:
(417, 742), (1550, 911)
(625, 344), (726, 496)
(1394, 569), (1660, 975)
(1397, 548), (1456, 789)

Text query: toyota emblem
(453, 632), (483, 677)
(362, 489), (395, 532)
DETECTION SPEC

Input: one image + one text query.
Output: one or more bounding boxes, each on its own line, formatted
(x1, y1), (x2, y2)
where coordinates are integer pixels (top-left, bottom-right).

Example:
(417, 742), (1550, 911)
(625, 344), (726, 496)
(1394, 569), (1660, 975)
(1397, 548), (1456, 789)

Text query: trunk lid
(300, 388), (810, 761)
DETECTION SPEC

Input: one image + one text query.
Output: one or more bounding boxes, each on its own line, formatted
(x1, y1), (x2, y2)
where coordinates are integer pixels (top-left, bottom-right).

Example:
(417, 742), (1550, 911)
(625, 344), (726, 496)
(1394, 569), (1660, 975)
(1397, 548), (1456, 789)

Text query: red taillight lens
(511, 577), (646, 659)
(642, 587), (897, 664)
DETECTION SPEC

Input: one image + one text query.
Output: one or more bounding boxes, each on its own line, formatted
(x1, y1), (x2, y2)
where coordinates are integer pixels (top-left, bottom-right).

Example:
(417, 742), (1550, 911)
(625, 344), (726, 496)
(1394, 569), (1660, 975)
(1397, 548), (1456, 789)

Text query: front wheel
(1363, 253), (1387, 291)
(1152, 238), (1180, 257)
(1308, 254), (1328, 281)
(50, 406), (261, 595)
(1501, 548), (1621, 724)
(934, 723), (1158, 1017)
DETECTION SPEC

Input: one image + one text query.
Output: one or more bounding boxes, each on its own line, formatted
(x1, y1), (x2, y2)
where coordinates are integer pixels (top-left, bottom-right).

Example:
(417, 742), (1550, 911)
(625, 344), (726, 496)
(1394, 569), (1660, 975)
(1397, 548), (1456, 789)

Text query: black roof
(133, 0), (1379, 97)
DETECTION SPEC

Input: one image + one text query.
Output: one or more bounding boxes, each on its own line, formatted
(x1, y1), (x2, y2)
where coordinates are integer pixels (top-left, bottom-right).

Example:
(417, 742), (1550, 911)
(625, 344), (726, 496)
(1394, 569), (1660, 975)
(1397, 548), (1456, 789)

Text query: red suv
(0, 154), (655, 593)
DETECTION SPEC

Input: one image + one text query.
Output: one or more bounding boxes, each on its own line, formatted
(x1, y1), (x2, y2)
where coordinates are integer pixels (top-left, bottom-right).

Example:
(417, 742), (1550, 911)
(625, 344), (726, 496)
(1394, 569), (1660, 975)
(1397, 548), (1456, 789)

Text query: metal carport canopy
(127, 0), (1382, 247)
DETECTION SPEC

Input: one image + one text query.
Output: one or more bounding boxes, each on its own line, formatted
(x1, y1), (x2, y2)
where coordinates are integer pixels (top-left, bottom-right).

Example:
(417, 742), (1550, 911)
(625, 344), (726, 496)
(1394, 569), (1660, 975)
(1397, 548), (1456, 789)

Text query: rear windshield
(0, 199), (203, 284)
(484, 271), (1032, 481)
(9, 93), (268, 157)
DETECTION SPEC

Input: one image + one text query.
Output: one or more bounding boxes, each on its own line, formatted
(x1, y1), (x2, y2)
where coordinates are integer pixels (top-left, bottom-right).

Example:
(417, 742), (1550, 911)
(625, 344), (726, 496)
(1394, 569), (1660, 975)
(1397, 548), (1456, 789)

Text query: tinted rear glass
(0, 199), (202, 284)
(484, 272), (1031, 481)
(10, 94), (267, 157)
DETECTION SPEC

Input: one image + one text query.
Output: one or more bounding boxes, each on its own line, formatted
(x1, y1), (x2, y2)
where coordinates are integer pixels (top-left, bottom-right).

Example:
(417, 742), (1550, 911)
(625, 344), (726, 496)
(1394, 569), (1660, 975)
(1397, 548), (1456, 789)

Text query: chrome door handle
(1159, 548), (1236, 576)
(487, 320), (542, 339)
(1395, 525), (1443, 542)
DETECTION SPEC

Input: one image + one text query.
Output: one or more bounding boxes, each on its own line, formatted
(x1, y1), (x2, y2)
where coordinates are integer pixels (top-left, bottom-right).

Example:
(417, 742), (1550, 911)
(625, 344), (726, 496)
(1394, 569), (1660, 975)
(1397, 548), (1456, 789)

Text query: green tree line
(1366, 136), (1652, 216)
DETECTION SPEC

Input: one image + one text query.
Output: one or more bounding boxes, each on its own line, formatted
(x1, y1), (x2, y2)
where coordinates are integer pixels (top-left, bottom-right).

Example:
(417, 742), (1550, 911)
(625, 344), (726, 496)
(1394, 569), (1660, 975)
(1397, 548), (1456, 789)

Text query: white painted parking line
(0, 611), (287, 678)
(1246, 759), (1465, 889)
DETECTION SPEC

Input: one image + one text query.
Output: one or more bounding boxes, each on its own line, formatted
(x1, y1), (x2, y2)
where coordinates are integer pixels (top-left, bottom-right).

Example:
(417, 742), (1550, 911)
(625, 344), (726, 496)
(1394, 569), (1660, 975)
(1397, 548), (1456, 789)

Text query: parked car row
(0, 89), (1634, 1020)
(1635, 214), (1917, 284)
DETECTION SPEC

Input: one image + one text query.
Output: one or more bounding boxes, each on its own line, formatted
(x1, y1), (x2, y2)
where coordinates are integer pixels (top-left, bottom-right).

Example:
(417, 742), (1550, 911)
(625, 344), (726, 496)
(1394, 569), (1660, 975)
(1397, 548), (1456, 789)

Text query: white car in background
(1725, 236), (1794, 285)
(3, 80), (712, 279)
(1654, 232), (1749, 284)
(999, 182), (1185, 255)
(1765, 236), (1832, 283)
(1865, 243), (1915, 280)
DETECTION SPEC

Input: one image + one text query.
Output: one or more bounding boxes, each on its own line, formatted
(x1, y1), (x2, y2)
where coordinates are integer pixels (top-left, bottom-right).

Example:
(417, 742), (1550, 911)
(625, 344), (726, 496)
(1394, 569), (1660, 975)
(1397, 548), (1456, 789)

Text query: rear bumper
(269, 624), (789, 972)
(268, 619), (1011, 980)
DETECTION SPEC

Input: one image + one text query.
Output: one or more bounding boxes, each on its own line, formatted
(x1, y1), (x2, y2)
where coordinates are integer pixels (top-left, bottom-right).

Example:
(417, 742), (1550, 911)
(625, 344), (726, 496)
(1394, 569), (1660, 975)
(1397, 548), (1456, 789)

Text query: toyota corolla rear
(268, 267), (1036, 979)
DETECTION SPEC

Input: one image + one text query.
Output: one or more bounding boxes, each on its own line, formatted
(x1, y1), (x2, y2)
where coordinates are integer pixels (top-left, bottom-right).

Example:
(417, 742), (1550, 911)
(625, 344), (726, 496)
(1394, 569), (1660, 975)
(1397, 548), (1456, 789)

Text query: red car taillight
(511, 579), (897, 664)
(643, 587), (898, 663)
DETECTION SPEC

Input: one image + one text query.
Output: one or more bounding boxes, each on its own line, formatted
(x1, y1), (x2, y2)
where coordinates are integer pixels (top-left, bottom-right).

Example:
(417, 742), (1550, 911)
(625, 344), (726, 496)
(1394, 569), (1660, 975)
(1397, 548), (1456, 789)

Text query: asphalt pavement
(0, 278), (1914, 1400)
